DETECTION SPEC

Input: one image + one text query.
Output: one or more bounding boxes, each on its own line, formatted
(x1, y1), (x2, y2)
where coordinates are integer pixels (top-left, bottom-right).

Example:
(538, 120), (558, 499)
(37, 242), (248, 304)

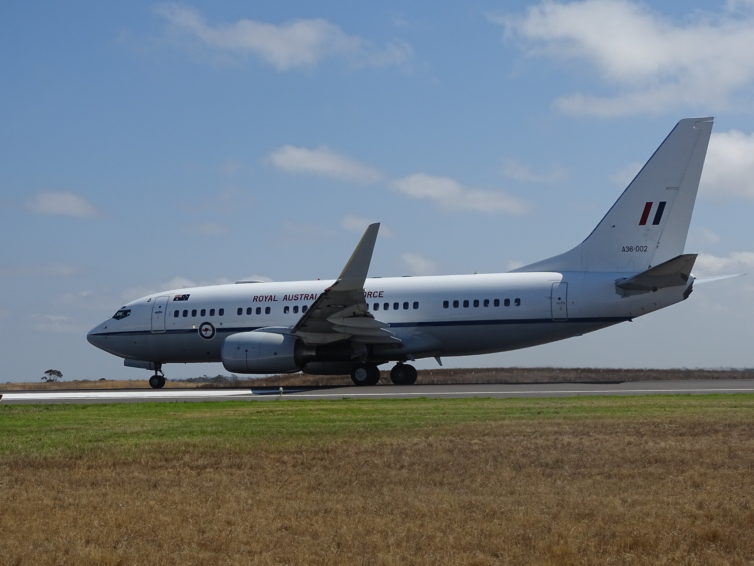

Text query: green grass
(2, 394), (753, 456)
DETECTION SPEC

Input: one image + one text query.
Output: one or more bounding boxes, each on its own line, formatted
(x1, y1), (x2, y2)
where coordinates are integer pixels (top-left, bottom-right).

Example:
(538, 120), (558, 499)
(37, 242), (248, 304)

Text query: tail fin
(515, 117), (713, 273)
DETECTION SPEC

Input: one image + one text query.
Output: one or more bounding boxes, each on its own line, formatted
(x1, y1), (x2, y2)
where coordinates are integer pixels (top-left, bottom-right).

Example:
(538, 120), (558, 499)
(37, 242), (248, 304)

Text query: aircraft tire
(390, 363), (417, 385)
(149, 374), (166, 389)
(351, 364), (380, 386)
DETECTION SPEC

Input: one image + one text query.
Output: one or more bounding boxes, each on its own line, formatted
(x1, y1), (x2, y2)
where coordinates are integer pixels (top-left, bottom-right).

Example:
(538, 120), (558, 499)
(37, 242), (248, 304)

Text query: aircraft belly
(94, 331), (223, 363)
(411, 320), (618, 357)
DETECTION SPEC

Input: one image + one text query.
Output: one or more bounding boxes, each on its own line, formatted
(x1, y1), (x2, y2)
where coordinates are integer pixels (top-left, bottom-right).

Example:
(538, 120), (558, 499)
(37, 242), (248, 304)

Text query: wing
(292, 223), (400, 346)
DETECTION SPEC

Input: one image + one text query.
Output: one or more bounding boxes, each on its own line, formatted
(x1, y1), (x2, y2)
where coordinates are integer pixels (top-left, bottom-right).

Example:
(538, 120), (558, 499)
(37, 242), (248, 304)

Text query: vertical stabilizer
(515, 117), (713, 273)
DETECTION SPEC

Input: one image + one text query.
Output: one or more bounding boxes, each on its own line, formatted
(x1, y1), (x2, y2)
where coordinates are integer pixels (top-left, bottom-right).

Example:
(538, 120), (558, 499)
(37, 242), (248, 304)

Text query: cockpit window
(112, 308), (131, 320)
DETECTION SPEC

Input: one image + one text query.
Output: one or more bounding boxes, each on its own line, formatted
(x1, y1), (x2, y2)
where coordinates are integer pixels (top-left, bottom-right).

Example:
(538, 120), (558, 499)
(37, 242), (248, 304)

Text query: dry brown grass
(1, 401), (753, 565)
(4, 367), (754, 391)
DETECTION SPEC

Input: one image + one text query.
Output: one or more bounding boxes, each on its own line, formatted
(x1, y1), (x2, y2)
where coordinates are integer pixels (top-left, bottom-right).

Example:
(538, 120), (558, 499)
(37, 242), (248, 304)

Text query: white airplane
(88, 117), (713, 388)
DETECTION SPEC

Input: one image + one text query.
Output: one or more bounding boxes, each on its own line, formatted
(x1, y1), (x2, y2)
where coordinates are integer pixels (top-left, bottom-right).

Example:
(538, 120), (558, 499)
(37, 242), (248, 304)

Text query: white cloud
(154, 4), (412, 70)
(391, 173), (528, 214)
(401, 252), (438, 276)
(505, 259), (525, 271)
(26, 191), (100, 218)
(692, 228), (722, 247)
(341, 215), (393, 237)
(609, 161), (643, 188)
(496, 0), (754, 116)
(31, 314), (82, 334)
(121, 275), (234, 302)
(701, 130), (754, 199)
(695, 251), (754, 277)
(502, 158), (564, 183)
(268, 145), (383, 183)
(237, 274), (273, 283)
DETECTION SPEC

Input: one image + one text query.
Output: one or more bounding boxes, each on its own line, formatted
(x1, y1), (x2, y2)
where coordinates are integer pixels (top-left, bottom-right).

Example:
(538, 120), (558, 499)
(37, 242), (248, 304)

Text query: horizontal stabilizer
(616, 254), (697, 296)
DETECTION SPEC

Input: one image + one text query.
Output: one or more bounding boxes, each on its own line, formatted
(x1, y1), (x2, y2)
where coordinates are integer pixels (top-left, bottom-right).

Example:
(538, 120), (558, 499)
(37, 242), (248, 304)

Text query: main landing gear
(349, 363), (418, 386)
(350, 364), (380, 386)
(148, 365), (166, 389)
(390, 363), (417, 385)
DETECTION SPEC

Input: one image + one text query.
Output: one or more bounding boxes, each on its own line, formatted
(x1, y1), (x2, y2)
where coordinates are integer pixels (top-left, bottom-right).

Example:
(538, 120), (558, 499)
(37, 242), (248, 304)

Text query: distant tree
(42, 369), (63, 383)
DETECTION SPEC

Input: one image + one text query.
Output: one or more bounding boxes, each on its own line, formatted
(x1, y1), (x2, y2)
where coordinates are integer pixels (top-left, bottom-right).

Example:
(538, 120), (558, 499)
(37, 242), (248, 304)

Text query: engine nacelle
(221, 331), (301, 374)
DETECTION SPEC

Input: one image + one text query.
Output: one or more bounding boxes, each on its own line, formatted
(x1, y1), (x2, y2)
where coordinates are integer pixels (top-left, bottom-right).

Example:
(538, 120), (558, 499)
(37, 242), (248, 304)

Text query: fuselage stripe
(89, 317), (630, 338)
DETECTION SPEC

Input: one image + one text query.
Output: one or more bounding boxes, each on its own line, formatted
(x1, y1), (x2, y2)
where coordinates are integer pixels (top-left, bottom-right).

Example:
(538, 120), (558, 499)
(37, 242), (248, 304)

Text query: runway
(3, 378), (754, 404)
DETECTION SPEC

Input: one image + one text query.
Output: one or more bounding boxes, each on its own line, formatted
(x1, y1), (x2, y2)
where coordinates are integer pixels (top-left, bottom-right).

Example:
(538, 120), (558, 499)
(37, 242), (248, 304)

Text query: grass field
(4, 367), (754, 390)
(1, 396), (753, 565)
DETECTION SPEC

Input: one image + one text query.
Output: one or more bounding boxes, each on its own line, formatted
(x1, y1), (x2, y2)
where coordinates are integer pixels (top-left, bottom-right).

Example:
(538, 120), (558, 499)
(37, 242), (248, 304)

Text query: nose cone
(87, 322), (107, 350)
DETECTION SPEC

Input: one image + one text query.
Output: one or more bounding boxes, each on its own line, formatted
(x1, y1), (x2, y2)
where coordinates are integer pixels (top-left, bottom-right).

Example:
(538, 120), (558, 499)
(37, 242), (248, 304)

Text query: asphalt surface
(2, 378), (754, 404)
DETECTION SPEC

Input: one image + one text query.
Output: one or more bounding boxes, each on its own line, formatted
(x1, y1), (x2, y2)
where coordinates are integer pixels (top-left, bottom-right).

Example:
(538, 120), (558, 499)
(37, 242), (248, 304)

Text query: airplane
(88, 117), (714, 389)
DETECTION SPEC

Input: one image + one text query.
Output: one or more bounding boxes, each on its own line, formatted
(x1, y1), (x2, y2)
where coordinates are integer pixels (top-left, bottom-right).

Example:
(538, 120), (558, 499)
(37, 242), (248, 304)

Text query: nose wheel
(148, 366), (166, 389)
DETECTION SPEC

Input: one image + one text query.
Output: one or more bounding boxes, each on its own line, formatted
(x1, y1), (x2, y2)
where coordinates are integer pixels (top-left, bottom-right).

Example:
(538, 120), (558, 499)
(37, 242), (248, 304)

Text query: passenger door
(151, 296), (170, 333)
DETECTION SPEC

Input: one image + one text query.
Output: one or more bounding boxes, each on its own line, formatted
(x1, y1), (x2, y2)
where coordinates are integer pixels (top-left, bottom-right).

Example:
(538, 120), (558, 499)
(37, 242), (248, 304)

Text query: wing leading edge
(292, 223), (400, 346)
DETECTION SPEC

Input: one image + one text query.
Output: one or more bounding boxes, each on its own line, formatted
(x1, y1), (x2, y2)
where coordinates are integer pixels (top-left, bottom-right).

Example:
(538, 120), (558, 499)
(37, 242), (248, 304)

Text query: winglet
(336, 223), (380, 291)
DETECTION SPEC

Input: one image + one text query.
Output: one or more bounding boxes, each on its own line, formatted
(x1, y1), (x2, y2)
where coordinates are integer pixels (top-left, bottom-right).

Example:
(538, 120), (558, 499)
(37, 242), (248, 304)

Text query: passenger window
(191, 309), (197, 317)
(201, 309), (206, 317)
(504, 299), (510, 307)
(473, 299), (479, 307)
(453, 300), (459, 308)
(265, 306), (271, 314)
(463, 300), (469, 308)
(246, 307), (252, 315)
(413, 301), (419, 309)
(494, 299), (500, 307)
(515, 298), (521, 306)
(284, 306), (290, 314)
(374, 303), (380, 311)
(293, 306), (299, 314)
(443, 300), (449, 309)
(183, 310), (188, 317)
(256, 307), (262, 315)
(210, 308), (215, 316)
(236, 307), (242, 316)
(484, 299), (490, 307)
(403, 302), (409, 310)
(219, 308), (224, 316)
(384, 303), (389, 310)
(302, 305), (308, 313)
(393, 302), (399, 310)
(173, 311), (179, 318)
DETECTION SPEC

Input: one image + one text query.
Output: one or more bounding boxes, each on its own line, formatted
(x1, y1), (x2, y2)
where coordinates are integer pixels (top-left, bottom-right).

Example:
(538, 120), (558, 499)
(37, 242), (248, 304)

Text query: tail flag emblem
(639, 201), (667, 226)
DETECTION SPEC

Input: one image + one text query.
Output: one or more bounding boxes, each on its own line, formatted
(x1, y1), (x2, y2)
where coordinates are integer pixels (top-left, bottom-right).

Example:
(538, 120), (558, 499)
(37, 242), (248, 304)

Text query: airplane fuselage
(88, 270), (690, 368)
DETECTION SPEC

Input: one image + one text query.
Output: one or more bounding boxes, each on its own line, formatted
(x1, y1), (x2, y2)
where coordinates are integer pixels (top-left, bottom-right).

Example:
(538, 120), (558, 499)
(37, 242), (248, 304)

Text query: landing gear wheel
(351, 364), (380, 386)
(390, 363), (417, 385)
(149, 374), (166, 389)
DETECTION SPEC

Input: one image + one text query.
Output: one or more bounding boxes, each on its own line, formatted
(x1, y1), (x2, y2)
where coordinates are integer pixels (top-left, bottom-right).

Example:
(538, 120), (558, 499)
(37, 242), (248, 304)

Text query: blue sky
(3, 0), (754, 382)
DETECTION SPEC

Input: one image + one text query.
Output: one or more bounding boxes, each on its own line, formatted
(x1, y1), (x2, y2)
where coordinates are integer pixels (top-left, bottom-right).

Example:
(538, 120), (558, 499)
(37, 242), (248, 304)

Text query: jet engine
(221, 330), (301, 374)
(221, 329), (375, 375)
